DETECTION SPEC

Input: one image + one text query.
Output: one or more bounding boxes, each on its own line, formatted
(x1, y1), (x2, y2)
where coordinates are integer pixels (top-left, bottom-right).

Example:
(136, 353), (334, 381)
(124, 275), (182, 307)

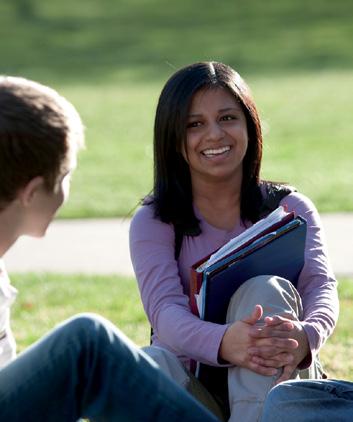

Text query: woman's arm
(245, 192), (339, 378)
(286, 192), (339, 357)
(129, 205), (228, 366)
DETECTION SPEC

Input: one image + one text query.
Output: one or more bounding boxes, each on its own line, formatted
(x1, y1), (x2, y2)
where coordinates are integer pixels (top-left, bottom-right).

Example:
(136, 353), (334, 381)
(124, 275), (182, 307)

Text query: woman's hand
(248, 314), (310, 383)
(219, 305), (296, 376)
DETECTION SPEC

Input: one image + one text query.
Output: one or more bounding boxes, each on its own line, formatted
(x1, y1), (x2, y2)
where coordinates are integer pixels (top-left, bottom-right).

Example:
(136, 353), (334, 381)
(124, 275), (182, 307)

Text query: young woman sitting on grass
(129, 61), (338, 421)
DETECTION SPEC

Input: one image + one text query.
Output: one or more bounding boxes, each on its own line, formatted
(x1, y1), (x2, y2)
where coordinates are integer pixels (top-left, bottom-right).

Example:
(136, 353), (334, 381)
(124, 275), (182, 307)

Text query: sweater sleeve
(129, 205), (228, 366)
(281, 193), (339, 361)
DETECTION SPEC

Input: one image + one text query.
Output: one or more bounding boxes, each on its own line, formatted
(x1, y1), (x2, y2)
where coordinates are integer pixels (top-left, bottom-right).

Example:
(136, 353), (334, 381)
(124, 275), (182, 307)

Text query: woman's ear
(19, 176), (45, 207)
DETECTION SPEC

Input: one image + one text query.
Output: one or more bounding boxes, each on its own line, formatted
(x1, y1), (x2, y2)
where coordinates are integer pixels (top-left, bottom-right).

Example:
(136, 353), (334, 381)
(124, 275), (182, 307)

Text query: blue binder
(200, 216), (307, 324)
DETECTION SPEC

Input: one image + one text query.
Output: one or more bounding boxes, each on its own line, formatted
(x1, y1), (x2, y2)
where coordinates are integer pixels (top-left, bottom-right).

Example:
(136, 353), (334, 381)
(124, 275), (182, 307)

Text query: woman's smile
(201, 145), (231, 158)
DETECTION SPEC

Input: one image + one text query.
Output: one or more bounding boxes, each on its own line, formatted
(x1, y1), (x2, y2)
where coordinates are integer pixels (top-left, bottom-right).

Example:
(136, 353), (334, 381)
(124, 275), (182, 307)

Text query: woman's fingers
(249, 322), (294, 338)
(264, 313), (296, 325)
(242, 304), (263, 325)
(250, 352), (294, 368)
(249, 337), (298, 353)
(275, 363), (297, 384)
(247, 361), (278, 376)
(249, 360), (297, 381)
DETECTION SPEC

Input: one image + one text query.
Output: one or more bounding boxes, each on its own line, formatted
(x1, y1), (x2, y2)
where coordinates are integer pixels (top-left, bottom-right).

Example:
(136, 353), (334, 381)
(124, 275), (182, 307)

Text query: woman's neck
(192, 178), (242, 231)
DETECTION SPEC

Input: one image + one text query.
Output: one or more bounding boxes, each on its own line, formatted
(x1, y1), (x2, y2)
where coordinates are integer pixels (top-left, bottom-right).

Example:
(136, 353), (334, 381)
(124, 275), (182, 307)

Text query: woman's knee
(239, 275), (293, 294)
(227, 275), (302, 322)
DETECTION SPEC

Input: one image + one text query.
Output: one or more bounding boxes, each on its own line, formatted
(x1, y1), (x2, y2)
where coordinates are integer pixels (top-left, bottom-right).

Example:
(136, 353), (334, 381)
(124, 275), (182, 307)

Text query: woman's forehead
(189, 86), (241, 112)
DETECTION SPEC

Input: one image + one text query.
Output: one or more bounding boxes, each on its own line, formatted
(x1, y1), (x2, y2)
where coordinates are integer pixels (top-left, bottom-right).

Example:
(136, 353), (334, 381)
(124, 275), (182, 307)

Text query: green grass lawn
(322, 279), (353, 379)
(0, 0), (352, 217)
(11, 273), (150, 349)
(58, 71), (353, 218)
(11, 273), (353, 380)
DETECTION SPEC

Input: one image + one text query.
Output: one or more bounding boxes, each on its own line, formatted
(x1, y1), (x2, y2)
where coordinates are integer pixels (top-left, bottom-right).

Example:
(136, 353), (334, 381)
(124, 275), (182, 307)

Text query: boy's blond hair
(0, 76), (84, 210)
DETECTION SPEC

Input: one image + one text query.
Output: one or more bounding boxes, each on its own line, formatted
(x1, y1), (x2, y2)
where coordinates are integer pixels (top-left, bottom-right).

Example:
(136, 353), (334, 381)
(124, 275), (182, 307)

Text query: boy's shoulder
(0, 260), (17, 368)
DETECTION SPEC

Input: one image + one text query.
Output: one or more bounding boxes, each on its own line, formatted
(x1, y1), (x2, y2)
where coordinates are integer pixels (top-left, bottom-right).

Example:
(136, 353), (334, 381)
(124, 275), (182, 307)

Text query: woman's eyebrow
(188, 106), (241, 117)
(187, 113), (203, 118)
(219, 106), (241, 113)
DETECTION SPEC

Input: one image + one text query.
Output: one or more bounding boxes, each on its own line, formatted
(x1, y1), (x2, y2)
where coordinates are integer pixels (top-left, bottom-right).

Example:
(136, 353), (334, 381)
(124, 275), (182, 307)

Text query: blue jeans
(0, 313), (219, 421)
(261, 379), (353, 422)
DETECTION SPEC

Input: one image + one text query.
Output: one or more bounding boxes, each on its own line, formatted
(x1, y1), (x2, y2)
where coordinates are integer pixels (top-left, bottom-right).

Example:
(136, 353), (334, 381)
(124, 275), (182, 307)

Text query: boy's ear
(20, 176), (45, 207)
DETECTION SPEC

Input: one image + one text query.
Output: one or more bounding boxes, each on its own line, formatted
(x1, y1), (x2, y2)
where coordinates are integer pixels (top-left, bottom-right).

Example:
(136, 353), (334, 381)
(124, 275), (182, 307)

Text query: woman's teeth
(202, 146), (231, 157)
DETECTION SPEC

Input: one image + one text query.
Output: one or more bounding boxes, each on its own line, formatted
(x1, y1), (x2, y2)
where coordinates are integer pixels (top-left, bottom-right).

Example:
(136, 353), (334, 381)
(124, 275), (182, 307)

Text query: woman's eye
(220, 115), (236, 121)
(187, 121), (201, 129)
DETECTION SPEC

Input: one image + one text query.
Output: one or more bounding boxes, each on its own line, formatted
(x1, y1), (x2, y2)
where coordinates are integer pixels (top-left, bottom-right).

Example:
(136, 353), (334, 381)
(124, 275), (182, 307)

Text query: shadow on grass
(1, 0), (353, 83)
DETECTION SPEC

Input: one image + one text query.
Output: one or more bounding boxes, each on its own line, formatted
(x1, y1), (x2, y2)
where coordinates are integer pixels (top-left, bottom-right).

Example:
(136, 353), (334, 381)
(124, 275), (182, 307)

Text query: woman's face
(183, 87), (248, 187)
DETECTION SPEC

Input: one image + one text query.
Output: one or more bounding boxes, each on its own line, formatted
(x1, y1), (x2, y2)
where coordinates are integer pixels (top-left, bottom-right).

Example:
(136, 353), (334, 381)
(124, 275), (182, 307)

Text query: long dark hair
(149, 61), (264, 235)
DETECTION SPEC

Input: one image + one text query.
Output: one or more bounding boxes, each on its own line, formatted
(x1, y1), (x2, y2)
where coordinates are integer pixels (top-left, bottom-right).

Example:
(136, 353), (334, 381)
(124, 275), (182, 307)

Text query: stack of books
(189, 206), (307, 325)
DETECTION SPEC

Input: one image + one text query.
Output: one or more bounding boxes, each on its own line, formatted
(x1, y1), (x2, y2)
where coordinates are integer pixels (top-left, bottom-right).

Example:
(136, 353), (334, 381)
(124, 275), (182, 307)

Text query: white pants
(144, 275), (319, 422)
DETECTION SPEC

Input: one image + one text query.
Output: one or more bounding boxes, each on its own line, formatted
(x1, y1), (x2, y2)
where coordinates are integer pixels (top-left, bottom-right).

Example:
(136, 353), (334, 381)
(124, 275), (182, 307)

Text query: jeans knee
(268, 383), (284, 399)
(62, 312), (103, 331)
(57, 313), (114, 347)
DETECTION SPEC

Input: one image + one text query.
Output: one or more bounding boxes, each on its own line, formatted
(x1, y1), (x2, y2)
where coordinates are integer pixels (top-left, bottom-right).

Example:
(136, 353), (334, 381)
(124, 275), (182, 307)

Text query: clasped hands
(219, 304), (309, 384)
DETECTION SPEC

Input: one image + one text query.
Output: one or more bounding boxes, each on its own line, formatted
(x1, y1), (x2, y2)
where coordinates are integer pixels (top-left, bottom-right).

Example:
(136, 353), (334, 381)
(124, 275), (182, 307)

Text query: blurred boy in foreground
(0, 76), (218, 422)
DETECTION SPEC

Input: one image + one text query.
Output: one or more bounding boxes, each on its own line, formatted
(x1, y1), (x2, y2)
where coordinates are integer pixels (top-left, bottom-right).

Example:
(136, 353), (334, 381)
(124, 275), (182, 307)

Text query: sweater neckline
(193, 204), (248, 238)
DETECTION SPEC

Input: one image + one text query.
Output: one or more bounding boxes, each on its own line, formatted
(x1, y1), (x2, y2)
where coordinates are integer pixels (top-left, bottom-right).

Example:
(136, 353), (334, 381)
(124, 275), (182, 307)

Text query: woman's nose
(205, 121), (225, 141)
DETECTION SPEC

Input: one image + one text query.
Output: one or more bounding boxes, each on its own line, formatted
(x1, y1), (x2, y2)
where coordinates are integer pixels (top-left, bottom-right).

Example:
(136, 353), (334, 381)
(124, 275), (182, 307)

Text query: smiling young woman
(183, 87), (249, 230)
(130, 61), (338, 421)
(184, 87), (248, 182)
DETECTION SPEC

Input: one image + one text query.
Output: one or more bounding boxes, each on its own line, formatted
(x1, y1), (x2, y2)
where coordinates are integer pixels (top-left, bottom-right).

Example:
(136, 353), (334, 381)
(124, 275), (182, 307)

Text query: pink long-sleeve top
(129, 191), (339, 368)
